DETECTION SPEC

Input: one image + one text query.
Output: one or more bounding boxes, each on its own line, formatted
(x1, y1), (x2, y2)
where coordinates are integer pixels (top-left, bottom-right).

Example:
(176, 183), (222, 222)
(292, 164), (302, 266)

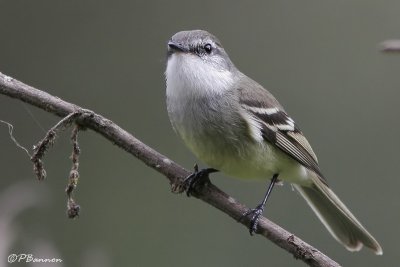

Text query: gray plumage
(165, 30), (382, 254)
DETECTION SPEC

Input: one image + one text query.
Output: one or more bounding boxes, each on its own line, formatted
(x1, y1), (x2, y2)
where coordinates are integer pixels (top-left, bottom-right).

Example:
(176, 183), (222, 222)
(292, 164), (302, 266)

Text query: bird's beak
(168, 41), (188, 54)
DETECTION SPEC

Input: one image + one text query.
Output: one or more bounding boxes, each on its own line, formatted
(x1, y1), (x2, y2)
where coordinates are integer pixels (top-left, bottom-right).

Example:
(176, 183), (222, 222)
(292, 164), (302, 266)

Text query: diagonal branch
(0, 72), (340, 267)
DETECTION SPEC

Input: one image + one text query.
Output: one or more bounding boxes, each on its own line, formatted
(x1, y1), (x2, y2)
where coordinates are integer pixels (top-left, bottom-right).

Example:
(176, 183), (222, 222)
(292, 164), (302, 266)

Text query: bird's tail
(293, 174), (382, 255)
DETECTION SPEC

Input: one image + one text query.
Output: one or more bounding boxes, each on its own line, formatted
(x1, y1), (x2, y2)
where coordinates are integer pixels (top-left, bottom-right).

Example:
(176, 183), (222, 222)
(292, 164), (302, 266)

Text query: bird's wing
(238, 85), (327, 184)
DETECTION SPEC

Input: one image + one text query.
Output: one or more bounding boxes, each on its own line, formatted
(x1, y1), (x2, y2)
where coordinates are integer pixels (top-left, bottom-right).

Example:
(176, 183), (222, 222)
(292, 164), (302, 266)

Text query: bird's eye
(204, 43), (212, 54)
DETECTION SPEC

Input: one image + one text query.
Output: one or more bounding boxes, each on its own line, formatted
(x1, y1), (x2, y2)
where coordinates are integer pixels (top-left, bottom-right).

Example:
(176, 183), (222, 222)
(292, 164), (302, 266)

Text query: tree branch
(0, 72), (340, 267)
(380, 39), (400, 52)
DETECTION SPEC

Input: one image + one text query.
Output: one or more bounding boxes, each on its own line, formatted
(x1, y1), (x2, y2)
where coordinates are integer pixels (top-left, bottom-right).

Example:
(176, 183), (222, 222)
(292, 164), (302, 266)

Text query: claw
(239, 174), (279, 235)
(183, 164), (218, 197)
(241, 204), (264, 235)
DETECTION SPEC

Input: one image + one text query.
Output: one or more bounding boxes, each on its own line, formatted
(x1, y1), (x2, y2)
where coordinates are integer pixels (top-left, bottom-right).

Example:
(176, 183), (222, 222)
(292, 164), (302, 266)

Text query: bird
(165, 29), (382, 255)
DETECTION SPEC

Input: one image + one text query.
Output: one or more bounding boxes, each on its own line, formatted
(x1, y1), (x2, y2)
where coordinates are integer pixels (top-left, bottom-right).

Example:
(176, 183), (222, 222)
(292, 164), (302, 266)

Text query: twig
(0, 72), (340, 267)
(380, 39), (400, 52)
(66, 124), (81, 218)
(30, 112), (80, 180)
(0, 120), (31, 158)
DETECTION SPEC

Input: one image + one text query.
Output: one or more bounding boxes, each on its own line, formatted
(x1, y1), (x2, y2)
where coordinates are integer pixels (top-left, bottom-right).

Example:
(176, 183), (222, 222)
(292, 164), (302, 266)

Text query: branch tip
(0, 120), (31, 158)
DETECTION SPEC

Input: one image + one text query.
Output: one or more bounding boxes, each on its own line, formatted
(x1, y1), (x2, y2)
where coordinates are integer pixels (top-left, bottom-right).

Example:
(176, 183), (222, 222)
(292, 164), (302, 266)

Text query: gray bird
(165, 29), (382, 254)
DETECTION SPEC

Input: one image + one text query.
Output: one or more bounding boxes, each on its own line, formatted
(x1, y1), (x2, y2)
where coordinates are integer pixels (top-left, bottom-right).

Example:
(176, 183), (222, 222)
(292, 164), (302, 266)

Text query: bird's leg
(241, 173), (279, 235)
(184, 164), (219, 197)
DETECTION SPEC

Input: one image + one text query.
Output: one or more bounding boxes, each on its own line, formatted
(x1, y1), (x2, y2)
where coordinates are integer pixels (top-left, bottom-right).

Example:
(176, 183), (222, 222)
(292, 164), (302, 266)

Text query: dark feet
(184, 164), (218, 197)
(240, 174), (279, 235)
(241, 204), (264, 235)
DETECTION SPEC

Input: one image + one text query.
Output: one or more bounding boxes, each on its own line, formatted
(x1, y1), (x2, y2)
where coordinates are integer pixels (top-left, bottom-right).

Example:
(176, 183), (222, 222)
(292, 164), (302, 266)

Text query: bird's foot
(184, 164), (218, 197)
(240, 204), (264, 235)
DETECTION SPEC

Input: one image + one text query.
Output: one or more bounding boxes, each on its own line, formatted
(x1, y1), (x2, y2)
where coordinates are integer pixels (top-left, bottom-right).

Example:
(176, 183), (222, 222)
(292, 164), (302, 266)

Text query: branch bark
(0, 72), (340, 267)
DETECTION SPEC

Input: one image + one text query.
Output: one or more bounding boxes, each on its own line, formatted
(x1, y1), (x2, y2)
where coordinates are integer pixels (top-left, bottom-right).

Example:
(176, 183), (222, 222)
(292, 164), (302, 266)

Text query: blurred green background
(1, 1), (399, 266)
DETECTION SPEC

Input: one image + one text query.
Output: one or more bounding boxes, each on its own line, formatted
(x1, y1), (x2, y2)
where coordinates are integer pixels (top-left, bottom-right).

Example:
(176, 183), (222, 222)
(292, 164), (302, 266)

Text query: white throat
(166, 53), (234, 99)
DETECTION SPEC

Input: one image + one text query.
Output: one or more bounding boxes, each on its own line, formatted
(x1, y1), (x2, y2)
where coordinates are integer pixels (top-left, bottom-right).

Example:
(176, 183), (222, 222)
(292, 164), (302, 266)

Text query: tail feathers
(294, 177), (382, 255)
